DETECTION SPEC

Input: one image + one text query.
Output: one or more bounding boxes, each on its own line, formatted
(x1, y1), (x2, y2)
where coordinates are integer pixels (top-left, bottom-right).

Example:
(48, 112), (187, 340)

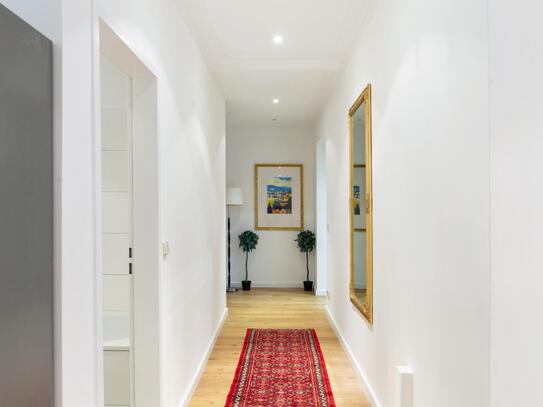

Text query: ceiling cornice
(212, 58), (341, 72)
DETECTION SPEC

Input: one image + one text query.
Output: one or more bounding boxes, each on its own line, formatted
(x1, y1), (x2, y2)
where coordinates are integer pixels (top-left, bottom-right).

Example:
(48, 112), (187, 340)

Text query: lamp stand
(226, 206), (238, 293)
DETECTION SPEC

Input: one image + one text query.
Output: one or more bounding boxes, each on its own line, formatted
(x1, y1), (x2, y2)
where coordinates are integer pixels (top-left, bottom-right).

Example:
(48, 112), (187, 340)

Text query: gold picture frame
(254, 163), (304, 231)
(349, 84), (373, 324)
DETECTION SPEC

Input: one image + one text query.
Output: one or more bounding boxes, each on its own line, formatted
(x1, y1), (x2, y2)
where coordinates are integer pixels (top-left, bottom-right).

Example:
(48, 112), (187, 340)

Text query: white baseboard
(324, 306), (382, 407)
(231, 281), (303, 288)
(180, 307), (229, 407)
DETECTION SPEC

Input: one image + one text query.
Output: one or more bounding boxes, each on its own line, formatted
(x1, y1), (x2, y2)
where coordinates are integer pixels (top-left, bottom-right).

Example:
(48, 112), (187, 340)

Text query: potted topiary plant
(239, 230), (259, 290)
(295, 230), (316, 292)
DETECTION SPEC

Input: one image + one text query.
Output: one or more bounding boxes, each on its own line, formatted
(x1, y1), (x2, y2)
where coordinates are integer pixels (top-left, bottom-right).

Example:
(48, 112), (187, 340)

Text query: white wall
(96, 2), (227, 407)
(317, 0), (490, 406)
(4, 0), (227, 406)
(61, 0), (102, 405)
(1, 0), (60, 41)
(226, 124), (316, 287)
(489, 1), (543, 406)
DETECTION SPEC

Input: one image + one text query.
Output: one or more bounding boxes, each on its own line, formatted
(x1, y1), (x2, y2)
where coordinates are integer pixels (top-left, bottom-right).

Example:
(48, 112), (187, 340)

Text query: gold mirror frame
(349, 84), (373, 324)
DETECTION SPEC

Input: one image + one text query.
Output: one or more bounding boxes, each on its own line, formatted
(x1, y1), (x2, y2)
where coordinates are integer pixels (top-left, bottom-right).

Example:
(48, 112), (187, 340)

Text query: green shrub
(239, 230), (259, 281)
(295, 230), (316, 281)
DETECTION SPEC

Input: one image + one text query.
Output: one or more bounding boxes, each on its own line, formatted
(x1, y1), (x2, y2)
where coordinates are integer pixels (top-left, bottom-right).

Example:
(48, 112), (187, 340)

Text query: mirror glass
(350, 84), (373, 323)
(352, 105), (367, 305)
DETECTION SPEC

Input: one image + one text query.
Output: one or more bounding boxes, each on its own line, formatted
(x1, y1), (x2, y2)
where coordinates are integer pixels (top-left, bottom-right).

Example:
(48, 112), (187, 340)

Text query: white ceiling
(177, 0), (371, 126)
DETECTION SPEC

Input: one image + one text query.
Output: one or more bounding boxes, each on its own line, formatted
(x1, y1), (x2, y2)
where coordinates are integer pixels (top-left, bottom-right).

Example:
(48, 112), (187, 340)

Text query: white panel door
(102, 150), (130, 192)
(104, 351), (131, 406)
(101, 56), (132, 278)
(103, 234), (130, 275)
(101, 56), (133, 407)
(102, 192), (130, 234)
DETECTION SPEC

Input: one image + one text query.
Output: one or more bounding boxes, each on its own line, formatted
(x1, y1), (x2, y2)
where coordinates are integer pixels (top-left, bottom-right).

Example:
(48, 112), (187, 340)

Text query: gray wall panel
(0, 4), (54, 406)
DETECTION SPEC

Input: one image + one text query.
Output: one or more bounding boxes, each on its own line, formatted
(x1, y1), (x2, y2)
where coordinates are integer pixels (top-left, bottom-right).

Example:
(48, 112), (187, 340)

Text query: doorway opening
(98, 21), (160, 407)
(315, 138), (328, 297)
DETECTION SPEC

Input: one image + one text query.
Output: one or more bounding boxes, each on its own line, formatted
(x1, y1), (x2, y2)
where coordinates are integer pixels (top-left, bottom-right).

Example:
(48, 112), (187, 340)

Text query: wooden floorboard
(189, 288), (371, 406)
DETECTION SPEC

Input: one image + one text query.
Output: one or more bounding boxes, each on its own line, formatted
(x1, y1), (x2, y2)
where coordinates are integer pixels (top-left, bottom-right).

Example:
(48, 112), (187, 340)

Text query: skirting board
(231, 281), (304, 288)
(324, 305), (382, 407)
(179, 307), (229, 407)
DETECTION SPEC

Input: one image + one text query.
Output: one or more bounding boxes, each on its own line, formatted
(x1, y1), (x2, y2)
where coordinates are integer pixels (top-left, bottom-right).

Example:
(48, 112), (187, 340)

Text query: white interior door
(101, 56), (134, 407)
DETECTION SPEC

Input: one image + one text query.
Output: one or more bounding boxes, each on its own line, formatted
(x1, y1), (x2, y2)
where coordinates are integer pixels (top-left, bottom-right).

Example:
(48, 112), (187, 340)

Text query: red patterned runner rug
(225, 329), (336, 407)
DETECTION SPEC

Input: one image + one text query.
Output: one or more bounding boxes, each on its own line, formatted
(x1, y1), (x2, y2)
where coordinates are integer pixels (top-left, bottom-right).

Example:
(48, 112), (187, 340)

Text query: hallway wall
(317, 0), (490, 406)
(97, 1), (227, 406)
(489, 1), (543, 406)
(3, 0), (227, 405)
(226, 123), (316, 288)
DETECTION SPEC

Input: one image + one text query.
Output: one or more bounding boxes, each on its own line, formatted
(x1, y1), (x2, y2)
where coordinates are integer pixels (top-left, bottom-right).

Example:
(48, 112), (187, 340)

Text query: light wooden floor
(189, 288), (371, 406)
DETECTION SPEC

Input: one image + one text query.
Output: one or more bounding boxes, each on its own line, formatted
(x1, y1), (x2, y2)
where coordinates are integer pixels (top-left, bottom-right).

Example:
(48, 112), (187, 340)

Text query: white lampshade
(226, 187), (244, 206)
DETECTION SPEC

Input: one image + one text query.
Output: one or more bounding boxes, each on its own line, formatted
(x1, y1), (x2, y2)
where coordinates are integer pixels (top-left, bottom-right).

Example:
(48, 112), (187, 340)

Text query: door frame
(96, 19), (161, 407)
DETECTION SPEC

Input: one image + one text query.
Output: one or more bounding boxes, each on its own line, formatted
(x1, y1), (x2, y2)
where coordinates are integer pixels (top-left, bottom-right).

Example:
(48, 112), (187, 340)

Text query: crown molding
(212, 58), (341, 72)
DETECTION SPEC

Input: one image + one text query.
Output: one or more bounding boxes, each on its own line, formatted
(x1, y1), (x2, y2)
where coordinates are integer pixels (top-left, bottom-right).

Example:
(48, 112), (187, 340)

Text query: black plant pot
(303, 280), (313, 292)
(242, 280), (252, 291)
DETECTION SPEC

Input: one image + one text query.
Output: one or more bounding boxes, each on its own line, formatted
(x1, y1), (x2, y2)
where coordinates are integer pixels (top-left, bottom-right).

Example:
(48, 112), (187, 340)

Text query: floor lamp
(226, 187), (244, 293)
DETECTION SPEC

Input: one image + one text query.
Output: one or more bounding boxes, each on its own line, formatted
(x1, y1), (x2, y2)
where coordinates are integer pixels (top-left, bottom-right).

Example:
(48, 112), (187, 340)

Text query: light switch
(162, 241), (169, 258)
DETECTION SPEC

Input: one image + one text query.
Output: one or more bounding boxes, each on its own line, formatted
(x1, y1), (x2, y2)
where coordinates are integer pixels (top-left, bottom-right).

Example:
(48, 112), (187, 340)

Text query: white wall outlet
(162, 241), (169, 258)
(396, 365), (414, 407)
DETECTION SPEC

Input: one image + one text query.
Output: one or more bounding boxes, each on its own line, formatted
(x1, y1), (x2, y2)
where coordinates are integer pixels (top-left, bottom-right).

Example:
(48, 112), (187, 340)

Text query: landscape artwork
(267, 176), (292, 214)
(255, 164), (304, 231)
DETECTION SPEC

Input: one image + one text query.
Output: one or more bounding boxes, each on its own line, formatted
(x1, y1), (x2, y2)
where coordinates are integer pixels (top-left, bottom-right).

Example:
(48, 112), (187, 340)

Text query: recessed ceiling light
(273, 99), (279, 104)
(273, 35), (284, 44)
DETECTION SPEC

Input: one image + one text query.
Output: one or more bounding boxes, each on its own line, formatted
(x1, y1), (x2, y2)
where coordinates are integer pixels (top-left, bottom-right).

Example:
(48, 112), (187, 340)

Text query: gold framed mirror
(349, 84), (373, 324)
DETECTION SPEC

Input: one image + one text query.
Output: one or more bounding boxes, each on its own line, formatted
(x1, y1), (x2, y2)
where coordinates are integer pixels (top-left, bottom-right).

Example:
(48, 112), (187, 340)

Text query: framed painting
(254, 164), (304, 231)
